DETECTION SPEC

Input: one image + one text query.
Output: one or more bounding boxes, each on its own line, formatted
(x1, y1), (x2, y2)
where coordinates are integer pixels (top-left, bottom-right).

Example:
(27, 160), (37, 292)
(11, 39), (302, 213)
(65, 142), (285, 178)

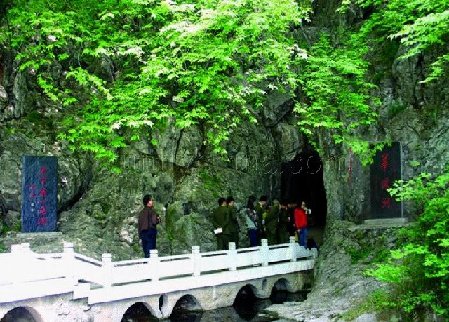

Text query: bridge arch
(272, 277), (292, 292)
(234, 284), (257, 304)
(173, 294), (202, 311)
(166, 294), (202, 319)
(120, 301), (157, 321)
(0, 306), (43, 322)
(248, 279), (271, 298)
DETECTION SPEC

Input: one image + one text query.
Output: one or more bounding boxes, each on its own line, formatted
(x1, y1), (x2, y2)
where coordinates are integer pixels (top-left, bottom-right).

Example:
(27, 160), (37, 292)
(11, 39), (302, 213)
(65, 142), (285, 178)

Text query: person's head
(246, 195), (256, 210)
(280, 199), (288, 208)
(226, 196), (235, 207)
(143, 194), (154, 207)
(259, 195), (268, 206)
(301, 201), (307, 208)
(218, 197), (226, 206)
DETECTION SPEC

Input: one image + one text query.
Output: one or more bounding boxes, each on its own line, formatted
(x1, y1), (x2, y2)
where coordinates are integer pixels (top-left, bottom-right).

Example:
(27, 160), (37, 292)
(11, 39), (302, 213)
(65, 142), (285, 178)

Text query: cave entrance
(281, 146), (327, 244)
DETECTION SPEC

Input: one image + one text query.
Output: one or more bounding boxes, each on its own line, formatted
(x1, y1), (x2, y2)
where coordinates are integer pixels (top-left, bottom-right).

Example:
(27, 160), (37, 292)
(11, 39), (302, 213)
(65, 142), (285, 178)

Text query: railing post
(20, 243), (31, 253)
(289, 236), (297, 262)
(261, 239), (269, 267)
(102, 253), (113, 288)
(228, 242), (237, 271)
(10, 243), (22, 254)
(192, 246), (201, 276)
(149, 250), (160, 281)
(10, 244), (27, 285)
(63, 242), (77, 286)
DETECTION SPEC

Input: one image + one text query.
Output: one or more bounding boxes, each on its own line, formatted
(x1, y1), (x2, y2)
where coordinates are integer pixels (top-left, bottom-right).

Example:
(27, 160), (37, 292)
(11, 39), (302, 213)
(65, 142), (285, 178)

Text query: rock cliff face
(0, 59), (305, 258)
(0, 0), (448, 259)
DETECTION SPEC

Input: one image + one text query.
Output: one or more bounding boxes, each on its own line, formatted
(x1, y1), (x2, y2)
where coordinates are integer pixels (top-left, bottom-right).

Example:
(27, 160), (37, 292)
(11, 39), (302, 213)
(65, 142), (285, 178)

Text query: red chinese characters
(380, 177), (390, 190)
(381, 153), (389, 172)
(380, 153), (391, 209)
(381, 197), (391, 209)
(37, 166), (48, 226)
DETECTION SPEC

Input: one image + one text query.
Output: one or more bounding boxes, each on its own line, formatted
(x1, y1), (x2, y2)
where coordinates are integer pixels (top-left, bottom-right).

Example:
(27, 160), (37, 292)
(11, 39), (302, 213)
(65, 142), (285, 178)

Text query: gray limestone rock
(275, 122), (303, 162)
(175, 126), (203, 167)
(263, 90), (292, 126)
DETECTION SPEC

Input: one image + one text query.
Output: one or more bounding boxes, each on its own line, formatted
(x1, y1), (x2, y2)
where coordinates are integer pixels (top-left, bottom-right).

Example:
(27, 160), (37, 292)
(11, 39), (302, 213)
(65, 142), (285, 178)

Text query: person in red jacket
(294, 201), (309, 247)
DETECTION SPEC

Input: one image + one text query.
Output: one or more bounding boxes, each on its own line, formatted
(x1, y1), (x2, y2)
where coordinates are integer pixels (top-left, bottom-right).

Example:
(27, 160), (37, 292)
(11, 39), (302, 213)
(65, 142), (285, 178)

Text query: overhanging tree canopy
(1, 0), (312, 161)
(1, 0), (381, 167)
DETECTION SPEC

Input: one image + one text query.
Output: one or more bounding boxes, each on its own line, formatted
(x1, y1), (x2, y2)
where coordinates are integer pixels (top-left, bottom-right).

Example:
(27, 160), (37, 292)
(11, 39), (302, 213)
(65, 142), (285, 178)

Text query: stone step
(349, 217), (409, 231)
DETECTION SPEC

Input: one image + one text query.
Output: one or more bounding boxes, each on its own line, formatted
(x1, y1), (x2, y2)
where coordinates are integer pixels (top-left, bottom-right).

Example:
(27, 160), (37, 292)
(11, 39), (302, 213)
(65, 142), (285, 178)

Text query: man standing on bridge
(212, 197), (231, 250)
(138, 194), (161, 258)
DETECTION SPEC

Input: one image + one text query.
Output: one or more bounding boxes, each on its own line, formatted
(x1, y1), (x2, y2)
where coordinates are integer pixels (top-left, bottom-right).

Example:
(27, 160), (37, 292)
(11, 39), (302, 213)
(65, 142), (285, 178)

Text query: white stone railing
(0, 237), (316, 303)
(97, 238), (315, 287)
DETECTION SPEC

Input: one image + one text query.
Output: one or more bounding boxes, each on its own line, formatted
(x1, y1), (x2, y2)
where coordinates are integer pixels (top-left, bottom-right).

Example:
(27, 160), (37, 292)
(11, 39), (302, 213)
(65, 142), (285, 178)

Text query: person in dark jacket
(276, 199), (290, 243)
(255, 195), (268, 240)
(212, 197), (231, 250)
(287, 201), (297, 237)
(227, 196), (240, 248)
(264, 199), (279, 245)
(138, 194), (161, 258)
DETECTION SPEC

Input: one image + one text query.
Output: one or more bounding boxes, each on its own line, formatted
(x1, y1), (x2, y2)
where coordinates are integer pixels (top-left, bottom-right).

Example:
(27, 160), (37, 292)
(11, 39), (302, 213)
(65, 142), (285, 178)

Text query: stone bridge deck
(0, 238), (316, 321)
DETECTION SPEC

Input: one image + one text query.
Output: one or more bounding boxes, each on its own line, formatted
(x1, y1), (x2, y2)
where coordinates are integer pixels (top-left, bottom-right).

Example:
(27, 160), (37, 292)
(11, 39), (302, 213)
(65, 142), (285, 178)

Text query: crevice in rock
(57, 160), (93, 214)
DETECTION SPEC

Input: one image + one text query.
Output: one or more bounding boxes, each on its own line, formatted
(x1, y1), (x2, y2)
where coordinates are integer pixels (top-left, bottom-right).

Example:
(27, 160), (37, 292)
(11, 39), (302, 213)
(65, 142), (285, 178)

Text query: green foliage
(294, 33), (379, 165)
(0, 240), (6, 253)
(2, 0), (313, 163)
(8, 0), (444, 167)
(368, 170), (449, 318)
(199, 168), (222, 197)
(341, 0), (449, 83)
(347, 238), (390, 264)
(341, 289), (395, 321)
(387, 101), (407, 119)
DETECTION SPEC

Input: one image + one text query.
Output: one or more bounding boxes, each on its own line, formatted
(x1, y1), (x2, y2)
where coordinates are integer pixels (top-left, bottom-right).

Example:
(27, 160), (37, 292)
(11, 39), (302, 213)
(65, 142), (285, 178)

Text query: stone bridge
(0, 238), (316, 321)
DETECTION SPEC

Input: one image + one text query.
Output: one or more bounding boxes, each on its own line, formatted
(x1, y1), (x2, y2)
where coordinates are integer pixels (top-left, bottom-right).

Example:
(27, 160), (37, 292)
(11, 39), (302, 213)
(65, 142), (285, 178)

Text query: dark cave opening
(281, 146), (327, 230)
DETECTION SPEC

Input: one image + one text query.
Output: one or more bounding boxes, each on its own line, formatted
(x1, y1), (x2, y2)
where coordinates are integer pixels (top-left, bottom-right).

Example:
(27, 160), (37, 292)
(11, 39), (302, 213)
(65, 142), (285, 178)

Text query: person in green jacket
(276, 199), (290, 243)
(212, 197), (231, 250)
(255, 195), (268, 240)
(264, 199), (279, 245)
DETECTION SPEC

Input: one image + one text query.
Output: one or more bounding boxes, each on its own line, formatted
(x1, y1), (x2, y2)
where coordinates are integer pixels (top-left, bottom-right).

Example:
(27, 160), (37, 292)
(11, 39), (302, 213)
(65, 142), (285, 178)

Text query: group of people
(137, 193), (314, 258)
(212, 195), (312, 250)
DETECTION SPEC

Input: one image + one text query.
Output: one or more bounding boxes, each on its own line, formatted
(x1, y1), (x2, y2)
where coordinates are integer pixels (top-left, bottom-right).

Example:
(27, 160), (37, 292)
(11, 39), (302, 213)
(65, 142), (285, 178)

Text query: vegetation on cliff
(0, 0), (378, 168)
(340, 0), (449, 319)
(367, 172), (449, 319)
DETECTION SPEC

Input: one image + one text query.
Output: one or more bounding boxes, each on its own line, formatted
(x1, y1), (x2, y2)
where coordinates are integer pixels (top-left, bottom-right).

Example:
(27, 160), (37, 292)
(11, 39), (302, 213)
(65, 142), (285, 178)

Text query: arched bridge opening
(170, 294), (203, 321)
(1, 306), (42, 322)
(233, 284), (259, 320)
(270, 278), (307, 304)
(121, 302), (156, 321)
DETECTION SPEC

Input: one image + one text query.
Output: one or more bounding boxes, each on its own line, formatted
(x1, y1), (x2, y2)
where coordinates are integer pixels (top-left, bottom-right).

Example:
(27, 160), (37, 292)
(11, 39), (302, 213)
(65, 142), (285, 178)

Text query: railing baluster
(63, 242), (77, 286)
(20, 243), (31, 253)
(228, 242), (237, 271)
(289, 236), (297, 262)
(192, 246), (201, 276)
(149, 250), (160, 281)
(101, 253), (112, 287)
(261, 239), (269, 266)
